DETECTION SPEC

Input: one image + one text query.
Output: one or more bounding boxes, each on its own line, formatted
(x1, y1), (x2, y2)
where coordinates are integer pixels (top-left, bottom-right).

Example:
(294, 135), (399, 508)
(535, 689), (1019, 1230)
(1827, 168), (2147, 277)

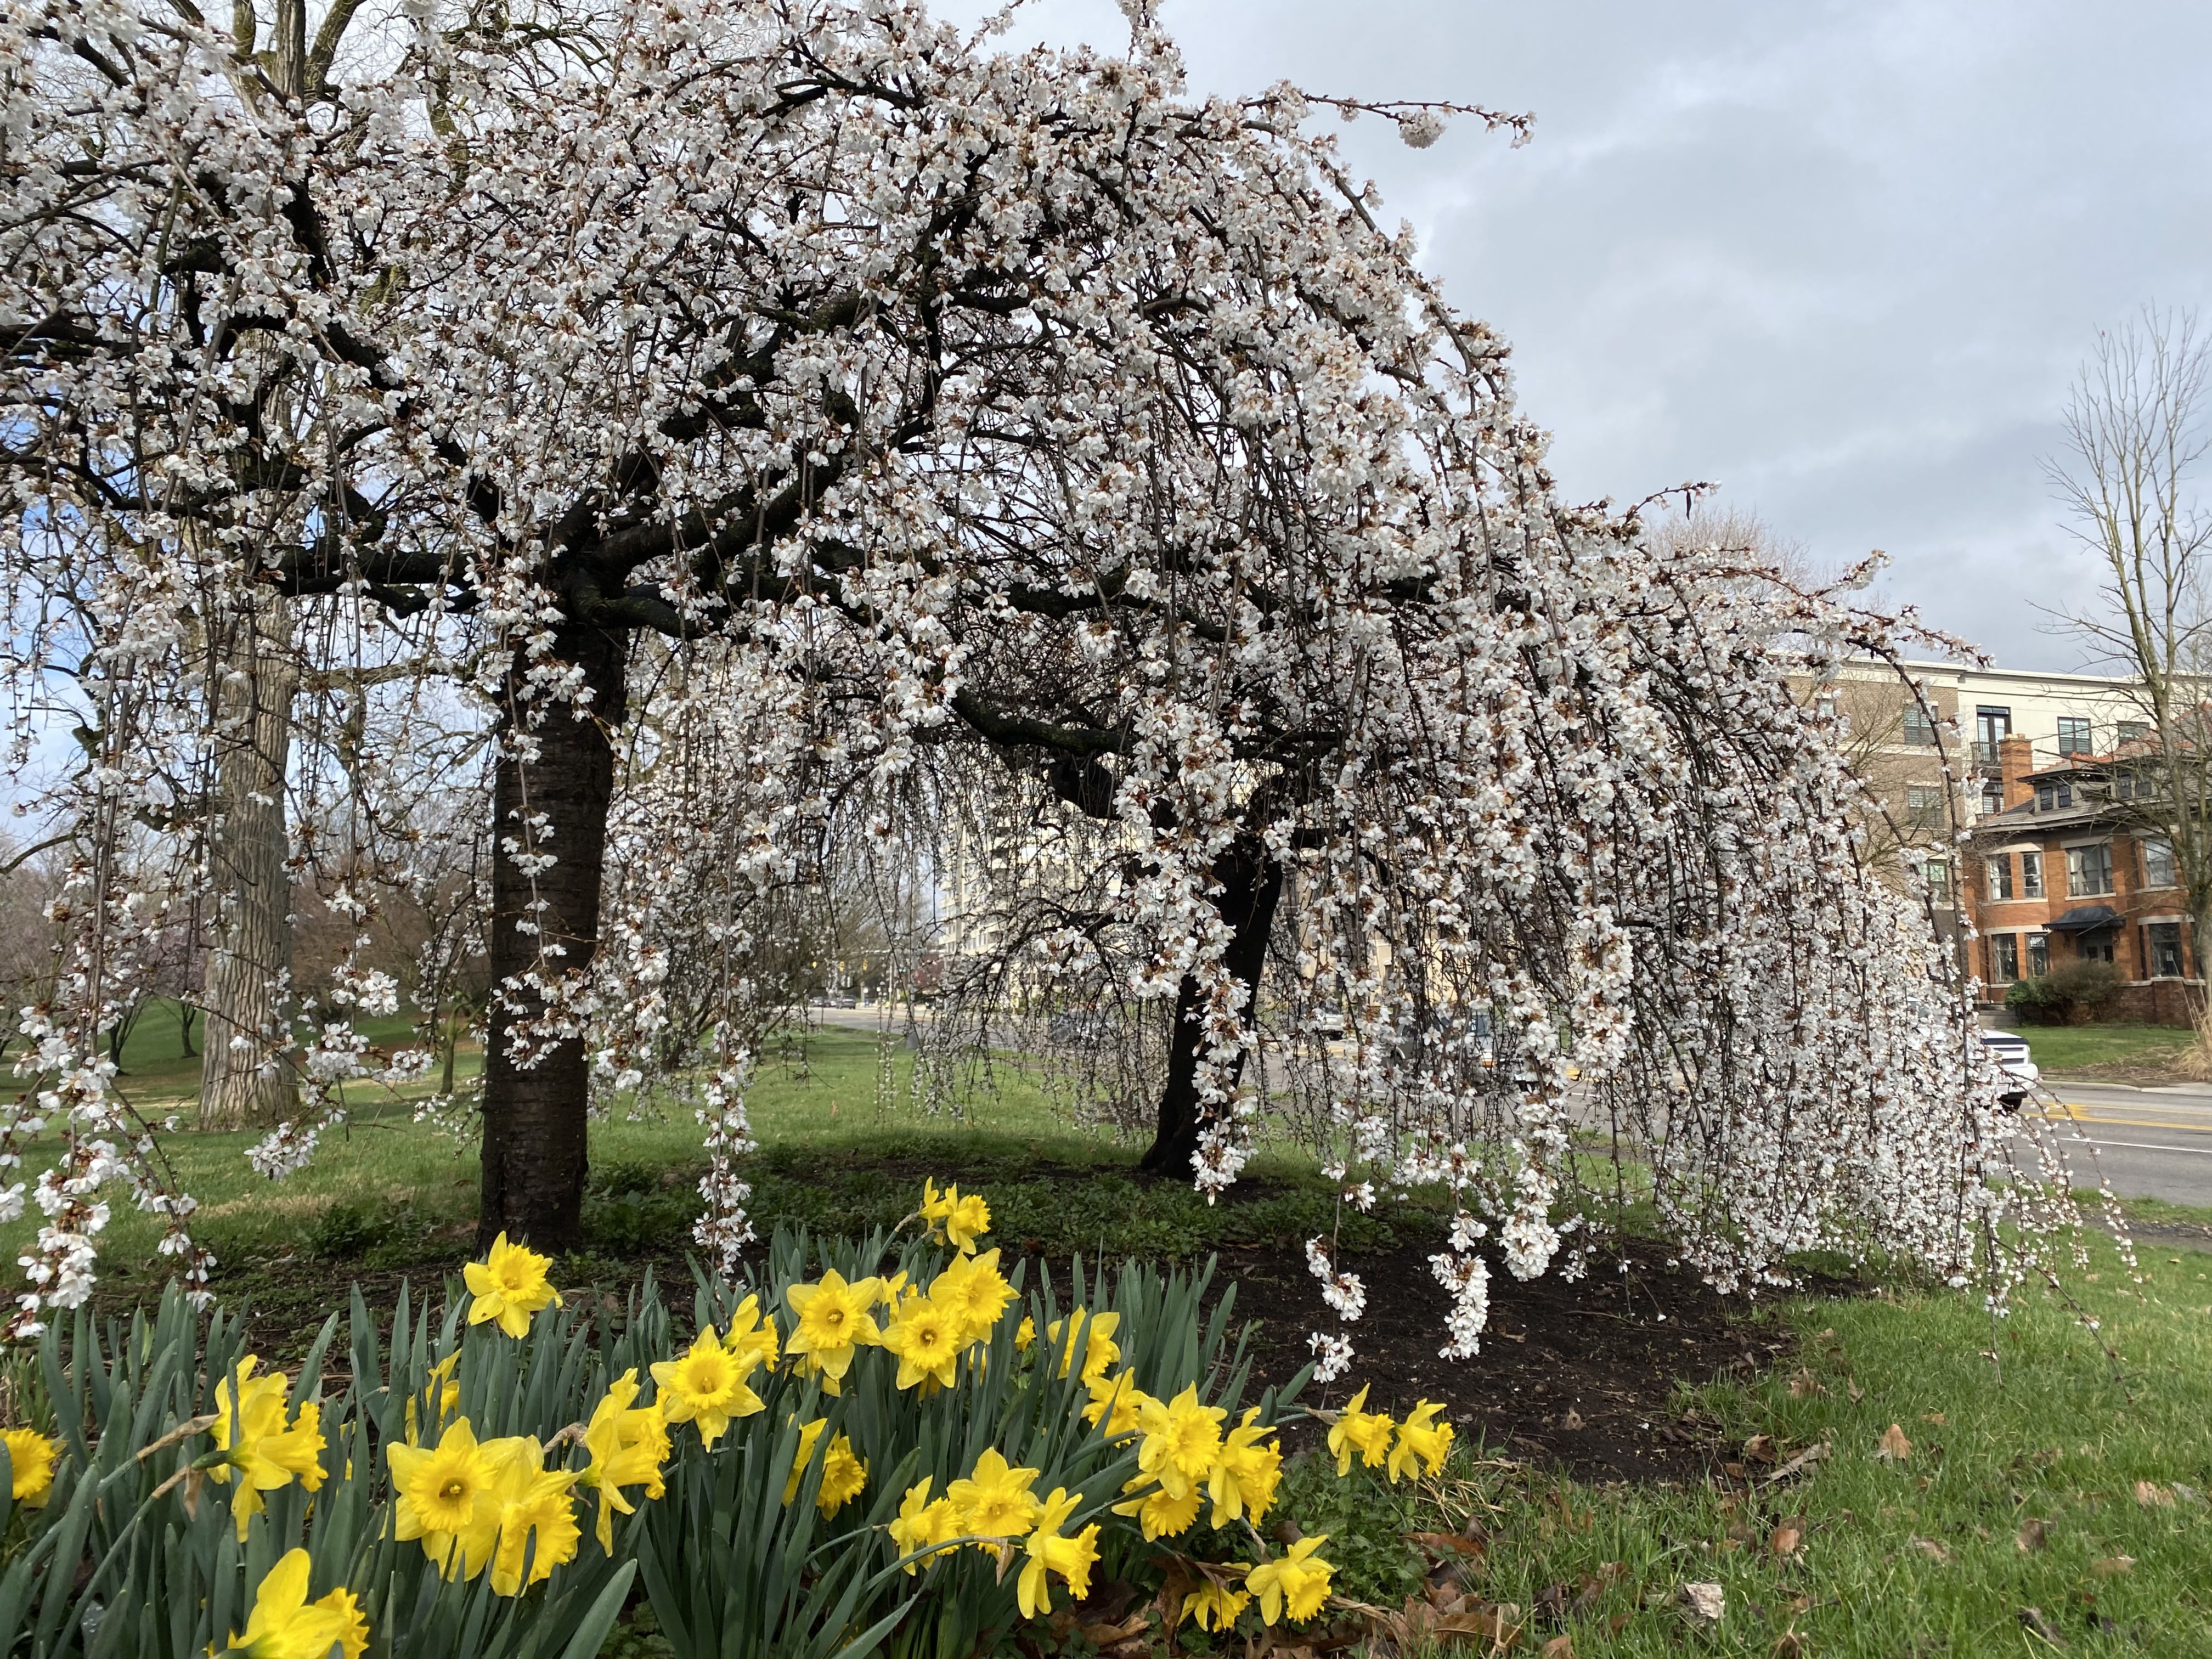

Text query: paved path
(2019, 1080), (2212, 1208)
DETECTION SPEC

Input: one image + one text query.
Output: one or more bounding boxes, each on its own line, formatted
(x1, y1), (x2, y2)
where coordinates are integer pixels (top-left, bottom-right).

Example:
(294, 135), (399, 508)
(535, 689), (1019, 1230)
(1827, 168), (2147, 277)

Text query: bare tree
(2054, 309), (2212, 984)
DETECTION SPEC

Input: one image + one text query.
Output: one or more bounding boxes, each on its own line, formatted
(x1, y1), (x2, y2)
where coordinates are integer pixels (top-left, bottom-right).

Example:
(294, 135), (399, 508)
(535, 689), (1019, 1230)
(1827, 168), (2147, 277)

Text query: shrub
(2006, 961), (2122, 1024)
(0, 1179), (1457, 1659)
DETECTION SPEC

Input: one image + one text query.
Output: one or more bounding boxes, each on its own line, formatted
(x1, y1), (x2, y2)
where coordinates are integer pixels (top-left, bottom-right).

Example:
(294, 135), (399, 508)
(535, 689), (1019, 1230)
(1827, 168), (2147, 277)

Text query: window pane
(2058, 716), (2092, 755)
(2142, 837), (2176, 888)
(2028, 933), (2050, 975)
(1903, 706), (1938, 746)
(1993, 934), (2019, 981)
(2021, 852), (2043, 898)
(2148, 922), (2185, 978)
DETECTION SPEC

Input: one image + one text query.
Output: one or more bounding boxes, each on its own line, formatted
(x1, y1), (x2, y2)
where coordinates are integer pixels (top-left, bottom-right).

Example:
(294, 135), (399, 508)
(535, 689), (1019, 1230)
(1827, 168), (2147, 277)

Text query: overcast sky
(939, 0), (2212, 670)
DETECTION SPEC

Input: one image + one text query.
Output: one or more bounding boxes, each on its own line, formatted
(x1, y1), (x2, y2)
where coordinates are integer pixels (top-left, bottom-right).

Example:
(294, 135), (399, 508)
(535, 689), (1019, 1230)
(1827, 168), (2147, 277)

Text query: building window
(1814, 693), (1839, 721)
(1990, 933), (2020, 983)
(1973, 706), (2011, 768)
(1923, 859), (1951, 901)
(2058, 716), (2093, 756)
(1981, 780), (2004, 815)
(2118, 719), (2149, 746)
(2057, 782), (2073, 808)
(1985, 854), (2013, 900)
(2036, 784), (2054, 811)
(2147, 921), (2186, 978)
(1905, 785), (1946, 828)
(2142, 836), (2177, 889)
(2066, 842), (2114, 897)
(1901, 706), (1939, 746)
(2079, 930), (2116, 964)
(2028, 932), (2050, 976)
(2021, 851), (2043, 898)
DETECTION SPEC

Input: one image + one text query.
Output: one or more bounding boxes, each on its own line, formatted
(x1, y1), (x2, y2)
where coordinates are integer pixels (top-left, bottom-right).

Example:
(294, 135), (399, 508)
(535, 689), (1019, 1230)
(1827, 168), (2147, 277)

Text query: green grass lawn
(2014, 1023), (2197, 1077)
(1370, 1233), (2212, 1657)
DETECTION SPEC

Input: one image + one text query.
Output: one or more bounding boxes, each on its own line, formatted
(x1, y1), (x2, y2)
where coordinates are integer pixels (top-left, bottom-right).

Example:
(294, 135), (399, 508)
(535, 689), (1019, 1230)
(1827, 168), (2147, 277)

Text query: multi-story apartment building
(1965, 734), (2199, 1023)
(1814, 659), (2149, 906)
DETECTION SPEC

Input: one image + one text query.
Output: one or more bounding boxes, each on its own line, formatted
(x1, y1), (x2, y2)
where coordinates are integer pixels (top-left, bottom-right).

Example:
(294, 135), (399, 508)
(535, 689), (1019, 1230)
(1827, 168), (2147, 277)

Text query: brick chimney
(1999, 732), (2036, 809)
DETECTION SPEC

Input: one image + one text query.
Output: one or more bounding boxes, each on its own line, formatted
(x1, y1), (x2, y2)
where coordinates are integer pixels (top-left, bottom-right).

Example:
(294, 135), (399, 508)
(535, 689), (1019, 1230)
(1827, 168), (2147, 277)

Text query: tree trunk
(1139, 836), (1284, 1177)
(201, 595), (300, 1130)
(478, 624), (627, 1250)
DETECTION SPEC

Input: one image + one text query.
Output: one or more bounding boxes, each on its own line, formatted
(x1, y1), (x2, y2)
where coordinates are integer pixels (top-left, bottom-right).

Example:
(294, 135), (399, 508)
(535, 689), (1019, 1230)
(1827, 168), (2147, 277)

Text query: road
(803, 1006), (2212, 1210)
(2021, 1080), (2212, 1208)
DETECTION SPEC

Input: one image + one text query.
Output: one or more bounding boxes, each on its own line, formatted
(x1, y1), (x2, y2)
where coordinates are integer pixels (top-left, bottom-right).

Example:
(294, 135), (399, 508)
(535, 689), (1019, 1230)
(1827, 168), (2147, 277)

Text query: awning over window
(2046, 904), (2121, 933)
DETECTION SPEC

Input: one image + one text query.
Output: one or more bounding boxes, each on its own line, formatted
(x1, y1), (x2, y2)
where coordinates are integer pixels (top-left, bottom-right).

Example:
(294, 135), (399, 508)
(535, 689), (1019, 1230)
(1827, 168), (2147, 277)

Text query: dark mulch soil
(120, 1221), (1816, 1491)
(1222, 1243), (1782, 1488)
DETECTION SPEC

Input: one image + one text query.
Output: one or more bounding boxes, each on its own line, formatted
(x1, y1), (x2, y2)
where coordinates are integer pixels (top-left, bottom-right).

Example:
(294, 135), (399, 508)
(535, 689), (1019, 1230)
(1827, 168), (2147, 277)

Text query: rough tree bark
(478, 625), (628, 1249)
(1139, 836), (1284, 1177)
(200, 595), (300, 1130)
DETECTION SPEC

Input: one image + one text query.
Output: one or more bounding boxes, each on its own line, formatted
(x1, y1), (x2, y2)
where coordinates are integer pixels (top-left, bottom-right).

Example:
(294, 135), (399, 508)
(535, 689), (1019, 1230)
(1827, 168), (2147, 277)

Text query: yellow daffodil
(1082, 1370), (1152, 1438)
(887, 1477), (964, 1573)
(221, 1548), (368, 1658)
(918, 1178), (955, 1234)
(874, 1272), (910, 1308)
(721, 1293), (780, 1372)
(1181, 1578), (1251, 1633)
(1244, 1536), (1333, 1624)
(404, 1352), (462, 1445)
(388, 1418), (499, 1578)
(1134, 1384), (1223, 1499)
(210, 1358), (326, 1539)
(1110, 1477), (1203, 1540)
(783, 1269), (883, 1391)
(782, 1417), (830, 1506)
(483, 1441), (581, 1596)
(881, 1290), (964, 1391)
(1, 1427), (59, 1507)
(1387, 1400), (1453, 1482)
(946, 1446), (1042, 1539)
(1014, 1316), (1035, 1353)
(816, 1432), (868, 1518)
(578, 1369), (670, 1550)
(944, 1192), (991, 1255)
(1047, 1310), (1121, 1384)
(929, 1249), (1015, 1341)
(1208, 1407), (1283, 1526)
(1326, 1385), (1395, 1476)
(464, 1233), (562, 1339)
(1016, 1487), (1101, 1619)
(650, 1327), (765, 1448)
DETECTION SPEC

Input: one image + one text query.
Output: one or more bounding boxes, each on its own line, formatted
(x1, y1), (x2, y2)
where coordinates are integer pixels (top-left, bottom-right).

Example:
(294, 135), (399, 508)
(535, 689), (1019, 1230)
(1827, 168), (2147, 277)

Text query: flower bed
(0, 1182), (1451, 1657)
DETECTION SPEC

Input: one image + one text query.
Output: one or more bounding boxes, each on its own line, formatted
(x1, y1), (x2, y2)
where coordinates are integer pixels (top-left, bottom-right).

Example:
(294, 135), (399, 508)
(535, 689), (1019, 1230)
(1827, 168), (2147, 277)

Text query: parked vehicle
(1979, 1028), (2039, 1109)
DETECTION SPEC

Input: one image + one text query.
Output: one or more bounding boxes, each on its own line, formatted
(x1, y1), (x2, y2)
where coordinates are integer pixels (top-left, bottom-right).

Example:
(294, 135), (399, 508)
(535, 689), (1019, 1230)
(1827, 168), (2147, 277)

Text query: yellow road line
(2048, 1104), (2212, 1134)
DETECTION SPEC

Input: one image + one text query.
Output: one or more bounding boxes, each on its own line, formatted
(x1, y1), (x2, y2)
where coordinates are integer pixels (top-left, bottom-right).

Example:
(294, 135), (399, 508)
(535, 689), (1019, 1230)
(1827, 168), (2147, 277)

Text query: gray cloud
(938, 0), (2212, 667)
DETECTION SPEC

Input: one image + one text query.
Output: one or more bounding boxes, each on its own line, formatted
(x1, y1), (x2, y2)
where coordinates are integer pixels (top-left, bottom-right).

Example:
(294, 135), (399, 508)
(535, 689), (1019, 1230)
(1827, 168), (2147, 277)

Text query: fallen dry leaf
(1680, 1582), (1725, 1626)
(1770, 1522), (1804, 1557)
(1561, 1408), (1584, 1430)
(1763, 1440), (1830, 1485)
(1539, 1639), (1575, 1659)
(1920, 1412), (1946, 1426)
(2090, 1555), (2134, 1577)
(1743, 1434), (1780, 1465)
(1077, 1616), (1149, 1651)
(1847, 1379), (1866, 1403)
(2136, 1480), (2175, 1508)
(1773, 1631), (1805, 1659)
(1407, 1531), (1487, 1562)
(2016, 1517), (2047, 1553)
(1910, 1536), (1951, 1564)
(1786, 1367), (1825, 1399)
(1876, 1423), (1912, 1463)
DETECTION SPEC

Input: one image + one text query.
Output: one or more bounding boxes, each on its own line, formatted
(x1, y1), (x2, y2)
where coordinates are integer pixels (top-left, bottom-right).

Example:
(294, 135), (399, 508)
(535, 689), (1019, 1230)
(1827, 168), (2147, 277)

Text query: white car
(1979, 1029), (2039, 1108)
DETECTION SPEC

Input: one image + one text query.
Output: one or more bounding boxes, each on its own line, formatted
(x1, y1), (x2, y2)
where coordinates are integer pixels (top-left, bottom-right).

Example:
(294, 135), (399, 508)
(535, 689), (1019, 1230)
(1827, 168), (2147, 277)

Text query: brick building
(1967, 733), (2202, 1024)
